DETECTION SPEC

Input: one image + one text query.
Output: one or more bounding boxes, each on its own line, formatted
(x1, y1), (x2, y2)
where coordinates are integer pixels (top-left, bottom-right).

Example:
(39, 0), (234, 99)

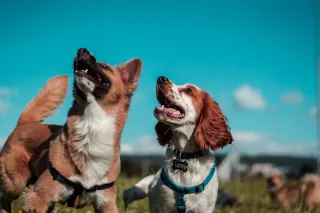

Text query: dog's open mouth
(74, 61), (110, 88)
(154, 88), (185, 119)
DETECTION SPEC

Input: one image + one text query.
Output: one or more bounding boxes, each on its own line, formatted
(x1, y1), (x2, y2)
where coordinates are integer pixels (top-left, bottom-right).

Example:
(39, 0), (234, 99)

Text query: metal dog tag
(172, 159), (188, 172)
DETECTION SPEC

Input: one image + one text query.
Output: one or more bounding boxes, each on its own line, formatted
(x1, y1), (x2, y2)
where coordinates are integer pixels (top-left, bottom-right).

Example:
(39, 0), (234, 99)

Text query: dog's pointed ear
(155, 122), (172, 147)
(193, 92), (233, 151)
(117, 58), (142, 94)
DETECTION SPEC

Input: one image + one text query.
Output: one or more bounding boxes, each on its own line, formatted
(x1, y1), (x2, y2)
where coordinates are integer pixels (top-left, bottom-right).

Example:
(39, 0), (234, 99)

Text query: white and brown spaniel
(123, 76), (233, 213)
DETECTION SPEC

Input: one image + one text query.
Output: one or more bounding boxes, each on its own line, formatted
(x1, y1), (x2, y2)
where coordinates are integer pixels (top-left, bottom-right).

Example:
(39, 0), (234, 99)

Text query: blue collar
(160, 164), (216, 213)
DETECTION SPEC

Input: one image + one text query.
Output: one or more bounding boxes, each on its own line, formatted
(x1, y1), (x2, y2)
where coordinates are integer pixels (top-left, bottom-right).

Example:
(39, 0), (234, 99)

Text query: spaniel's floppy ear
(155, 122), (172, 147)
(193, 92), (233, 151)
(117, 58), (142, 94)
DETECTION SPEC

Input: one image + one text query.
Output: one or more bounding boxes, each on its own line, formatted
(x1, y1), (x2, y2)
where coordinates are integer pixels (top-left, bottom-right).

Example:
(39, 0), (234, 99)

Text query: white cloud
(121, 136), (165, 155)
(233, 131), (269, 145)
(232, 131), (316, 156)
(0, 87), (18, 97)
(280, 91), (304, 105)
(121, 132), (316, 157)
(0, 99), (12, 115)
(121, 144), (134, 154)
(309, 106), (319, 120)
(233, 84), (266, 110)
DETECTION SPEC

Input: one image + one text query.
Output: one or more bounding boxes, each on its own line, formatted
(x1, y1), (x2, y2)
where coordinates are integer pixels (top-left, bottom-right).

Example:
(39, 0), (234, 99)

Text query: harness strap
(176, 194), (186, 213)
(160, 164), (216, 213)
(49, 162), (115, 207)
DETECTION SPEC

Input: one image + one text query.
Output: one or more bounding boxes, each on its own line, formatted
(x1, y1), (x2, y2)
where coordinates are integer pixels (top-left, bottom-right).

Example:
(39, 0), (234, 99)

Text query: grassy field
(10, 175), (320, 213)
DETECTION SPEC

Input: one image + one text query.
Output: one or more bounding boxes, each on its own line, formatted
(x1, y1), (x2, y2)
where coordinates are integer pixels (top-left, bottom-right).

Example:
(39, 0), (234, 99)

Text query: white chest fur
(70, 98), (116, 189)
(149, 151), (219, 213)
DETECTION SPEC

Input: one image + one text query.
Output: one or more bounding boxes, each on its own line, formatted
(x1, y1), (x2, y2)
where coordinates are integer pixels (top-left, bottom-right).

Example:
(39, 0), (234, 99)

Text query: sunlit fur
(123, 77), (233, 213)
(267, 173), (320, 209)
(0, 49), (142, 213)
(301, 174), (320, 209)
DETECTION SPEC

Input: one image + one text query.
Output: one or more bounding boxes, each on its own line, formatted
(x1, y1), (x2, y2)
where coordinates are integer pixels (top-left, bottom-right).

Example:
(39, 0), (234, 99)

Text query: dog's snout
(157, 76), (168, 84)
(74, 48), (96, 70)
(77, 48), (89, 56)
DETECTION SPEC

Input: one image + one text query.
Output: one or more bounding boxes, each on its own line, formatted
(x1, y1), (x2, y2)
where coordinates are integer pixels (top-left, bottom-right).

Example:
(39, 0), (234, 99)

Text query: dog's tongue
(163, 107), (177, 113)
(163, 107), (184, 118)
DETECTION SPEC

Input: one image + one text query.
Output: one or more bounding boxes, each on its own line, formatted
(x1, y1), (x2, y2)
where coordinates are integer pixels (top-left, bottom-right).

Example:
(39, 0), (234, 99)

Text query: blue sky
(0, 0), (318, 156)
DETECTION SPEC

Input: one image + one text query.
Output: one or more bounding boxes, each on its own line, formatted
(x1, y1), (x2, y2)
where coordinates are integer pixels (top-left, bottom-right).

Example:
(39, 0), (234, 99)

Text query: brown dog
(267, 173), (302, 208)
(267, 173), (320, 209)
(0, 48), (142, 213)
(301, 174), (320, 209)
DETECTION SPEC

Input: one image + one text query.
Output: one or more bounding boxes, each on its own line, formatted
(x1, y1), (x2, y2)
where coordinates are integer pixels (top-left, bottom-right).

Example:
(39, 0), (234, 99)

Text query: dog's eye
(185, 88), (193, 95)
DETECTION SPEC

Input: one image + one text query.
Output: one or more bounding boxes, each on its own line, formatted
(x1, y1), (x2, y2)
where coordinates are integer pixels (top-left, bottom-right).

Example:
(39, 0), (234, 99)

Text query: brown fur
(154, 82), (233, 151)
(267, 173), (320, 209)
(267, 174), (302, 208)
(155, 122), (173, 147)
(193, 92), (233, 151)
(0, 52), (142, 213)
(0, 76), (67, 213)
(16, 76), (69, 126)
(301, 174), (320, 209)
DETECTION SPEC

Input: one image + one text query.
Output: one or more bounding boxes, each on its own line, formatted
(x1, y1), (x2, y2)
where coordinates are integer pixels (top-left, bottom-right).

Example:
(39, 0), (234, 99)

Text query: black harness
(49, 162), (115, 207)
(172, 148), (207, 159)
(170, 148), (209, 173)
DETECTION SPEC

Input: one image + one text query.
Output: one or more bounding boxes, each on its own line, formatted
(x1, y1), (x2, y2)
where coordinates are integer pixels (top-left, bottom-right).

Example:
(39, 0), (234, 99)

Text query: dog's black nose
(77, 48), (89, 56)
(157, 76), (168, 84)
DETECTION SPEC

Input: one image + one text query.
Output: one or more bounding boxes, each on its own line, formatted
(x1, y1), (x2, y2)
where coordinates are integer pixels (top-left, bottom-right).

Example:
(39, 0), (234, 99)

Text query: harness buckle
(177, 205), (186, 213)
(176, 195), (186, 213)
(183, 187), (189, 194)
(195, 183), (204, 193)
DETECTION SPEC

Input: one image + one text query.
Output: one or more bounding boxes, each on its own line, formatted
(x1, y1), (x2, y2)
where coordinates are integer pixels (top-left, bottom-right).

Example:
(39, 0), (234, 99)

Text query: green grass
(10, 176), (320, 213)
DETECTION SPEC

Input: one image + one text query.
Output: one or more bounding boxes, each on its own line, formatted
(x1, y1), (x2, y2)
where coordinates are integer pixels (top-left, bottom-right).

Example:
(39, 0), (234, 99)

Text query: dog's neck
(66, 96), (118, 188)
(169, 124), (201, 153)
(163, 124), (214, 180)
(163, 131), (214, 188)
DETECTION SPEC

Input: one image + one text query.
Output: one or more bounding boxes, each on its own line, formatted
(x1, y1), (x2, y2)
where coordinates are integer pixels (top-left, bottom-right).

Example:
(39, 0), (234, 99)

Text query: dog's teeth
(84, 69), (88, 73)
